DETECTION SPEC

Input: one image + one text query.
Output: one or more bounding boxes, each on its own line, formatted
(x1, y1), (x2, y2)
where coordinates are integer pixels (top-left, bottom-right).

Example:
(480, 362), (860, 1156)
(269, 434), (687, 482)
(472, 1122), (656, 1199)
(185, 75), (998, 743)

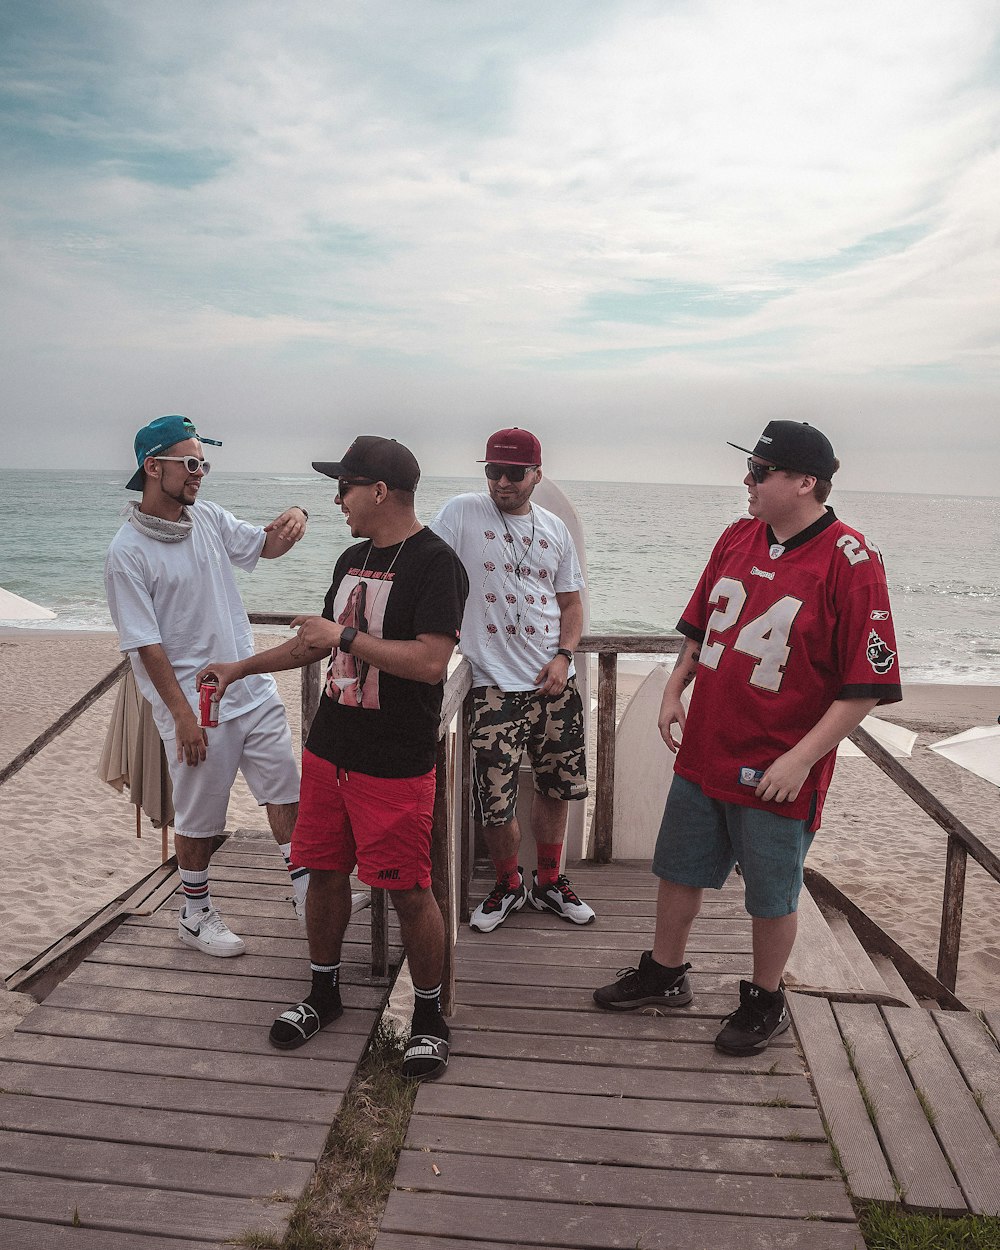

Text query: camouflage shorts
(469, 679), (588, 827)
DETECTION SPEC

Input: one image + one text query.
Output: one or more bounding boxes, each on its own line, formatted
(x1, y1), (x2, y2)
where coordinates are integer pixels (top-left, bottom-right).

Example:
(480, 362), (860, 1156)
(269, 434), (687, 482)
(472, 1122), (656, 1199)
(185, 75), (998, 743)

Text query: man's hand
(535, 653), (570, 696)
(175, 708), (208, 767)
(195, 661), (244, 700)
(264, 507), (308, 545)
(657, 694), (686, 753)
(290, 614), (340, 658)
(755, 750), (811, 803)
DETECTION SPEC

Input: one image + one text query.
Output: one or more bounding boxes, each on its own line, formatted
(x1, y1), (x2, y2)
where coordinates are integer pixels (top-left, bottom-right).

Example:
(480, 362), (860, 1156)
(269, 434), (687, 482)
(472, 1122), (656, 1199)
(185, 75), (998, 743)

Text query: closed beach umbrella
(929, 726), (1000, 789)
(0, 586), (56, 621)
(98, 666), (174, 839)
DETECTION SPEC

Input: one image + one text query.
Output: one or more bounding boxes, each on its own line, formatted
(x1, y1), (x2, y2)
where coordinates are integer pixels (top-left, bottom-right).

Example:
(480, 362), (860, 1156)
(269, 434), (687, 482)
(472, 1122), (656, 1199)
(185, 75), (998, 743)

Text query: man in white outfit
(105, 414), (309, 957)
(431, 428), (595, 933)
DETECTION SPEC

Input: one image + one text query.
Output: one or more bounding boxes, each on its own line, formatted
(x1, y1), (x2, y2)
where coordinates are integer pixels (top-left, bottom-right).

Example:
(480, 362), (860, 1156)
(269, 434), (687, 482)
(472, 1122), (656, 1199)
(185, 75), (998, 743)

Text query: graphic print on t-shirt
(324, 569), (394, 709)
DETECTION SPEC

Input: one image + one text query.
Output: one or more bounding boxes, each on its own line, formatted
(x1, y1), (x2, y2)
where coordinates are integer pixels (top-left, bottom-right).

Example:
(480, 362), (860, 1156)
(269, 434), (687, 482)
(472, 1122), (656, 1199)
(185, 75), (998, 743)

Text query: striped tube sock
(279, 841), (310, 908)
(492, 853), (520, 890)
(179, 867), (211, 917)
(412, 983), (449, 1040)
(535, 842), (563, 888)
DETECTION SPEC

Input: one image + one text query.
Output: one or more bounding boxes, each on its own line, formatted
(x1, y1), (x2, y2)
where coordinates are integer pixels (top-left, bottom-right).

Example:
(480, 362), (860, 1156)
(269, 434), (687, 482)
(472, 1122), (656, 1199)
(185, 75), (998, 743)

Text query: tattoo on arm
(674, 640), (700, 687)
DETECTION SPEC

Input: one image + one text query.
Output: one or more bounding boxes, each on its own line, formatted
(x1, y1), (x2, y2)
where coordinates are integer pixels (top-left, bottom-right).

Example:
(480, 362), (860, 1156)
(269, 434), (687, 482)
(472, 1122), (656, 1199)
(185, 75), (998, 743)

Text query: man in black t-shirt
(201, 436), (469, 1082)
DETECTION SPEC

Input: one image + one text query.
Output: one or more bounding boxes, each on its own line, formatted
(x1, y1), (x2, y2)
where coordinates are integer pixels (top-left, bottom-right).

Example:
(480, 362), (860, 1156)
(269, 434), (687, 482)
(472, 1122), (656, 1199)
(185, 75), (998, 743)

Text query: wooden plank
(833, 1001), (966, 1214)
(0, 1128), (314, 1197)
(455, 979), (740, 1017)
(451, 1029), (803, 1074)
(405, 1114), (838, 1176)
(786, 991), (896, 1204)
(0, 1221), (218, 1250)
(826, 912), (891, 997)
(66, 960), (387, 1008)
(42, 982), (376, 1032)
(451, 922), (753, 951)
(377, 1238), (555, 1250)
(0, 1171), (288, 1244)
(380, 1192), (862, 1250)
(456, 942), (750, 973)
(0, 1092), (327, 1160)
(885, 1006), (1000, 1215)
(83, 942), (395, 987)
(456, 959), (744, 992)
(0, 1060), (344, 1123)
(448, 1003), (793, 1046)
(418, 1082), (826, 1139)
(934, 1009), (1000, 1138)
(393, 1148), (853, 1219)
(0, 1032), (357, 1092)
(783, 889), (864, 995)
(434, 1054), (814, 1106)
(871, 954), (920, 1009)
(15, 1005), (367, 1061)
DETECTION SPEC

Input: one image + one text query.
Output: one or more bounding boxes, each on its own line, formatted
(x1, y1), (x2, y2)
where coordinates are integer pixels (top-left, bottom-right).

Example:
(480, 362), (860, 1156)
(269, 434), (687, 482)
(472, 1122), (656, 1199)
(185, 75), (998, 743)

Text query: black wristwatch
(339, 626), (358, 654)
(556, 647), (573, 660)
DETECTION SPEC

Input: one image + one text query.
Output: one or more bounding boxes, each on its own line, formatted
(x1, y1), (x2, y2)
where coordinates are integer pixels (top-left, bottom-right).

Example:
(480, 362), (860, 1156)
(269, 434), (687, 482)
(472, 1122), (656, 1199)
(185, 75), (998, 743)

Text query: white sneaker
(178, 906), (246, 957)
(470, 872), (528, 933)
(292, 894), (306, 926)
(529, 871), (596, 925)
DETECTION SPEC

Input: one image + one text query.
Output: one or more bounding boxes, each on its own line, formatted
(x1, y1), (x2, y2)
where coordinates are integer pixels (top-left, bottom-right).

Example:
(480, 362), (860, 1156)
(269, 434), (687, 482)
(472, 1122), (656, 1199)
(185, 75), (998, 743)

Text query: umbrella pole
(161, 824), (169, 864)
(136, 806), (142, 839)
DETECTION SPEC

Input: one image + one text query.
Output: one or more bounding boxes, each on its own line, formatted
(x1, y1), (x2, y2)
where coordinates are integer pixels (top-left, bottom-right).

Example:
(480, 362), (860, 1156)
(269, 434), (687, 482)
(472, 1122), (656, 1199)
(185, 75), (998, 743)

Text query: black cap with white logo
(728, 420), (837, 480)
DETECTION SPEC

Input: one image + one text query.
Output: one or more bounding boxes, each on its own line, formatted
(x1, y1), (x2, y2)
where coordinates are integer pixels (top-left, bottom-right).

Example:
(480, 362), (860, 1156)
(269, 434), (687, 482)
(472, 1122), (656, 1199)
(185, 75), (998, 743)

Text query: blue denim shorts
(652, 775), (816, 918)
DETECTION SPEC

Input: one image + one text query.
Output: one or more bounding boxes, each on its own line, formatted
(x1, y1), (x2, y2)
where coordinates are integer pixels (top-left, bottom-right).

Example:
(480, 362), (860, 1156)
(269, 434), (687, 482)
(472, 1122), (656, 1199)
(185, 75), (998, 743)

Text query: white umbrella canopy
(930, 726), (1000, 789)
(837, 715), (917, 759)
(0, 587), (56, 621)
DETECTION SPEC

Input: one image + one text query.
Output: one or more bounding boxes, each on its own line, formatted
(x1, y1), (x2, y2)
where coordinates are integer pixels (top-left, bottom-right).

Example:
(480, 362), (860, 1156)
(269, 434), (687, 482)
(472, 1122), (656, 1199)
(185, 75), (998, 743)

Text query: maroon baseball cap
(478, 427), (542, 467)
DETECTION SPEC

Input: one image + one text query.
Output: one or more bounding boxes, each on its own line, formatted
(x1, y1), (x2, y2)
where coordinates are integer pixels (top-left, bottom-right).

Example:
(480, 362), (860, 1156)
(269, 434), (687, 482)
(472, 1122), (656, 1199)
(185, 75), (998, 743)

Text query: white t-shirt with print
(104, 500), (277, 739)
(430, 492), (585, 691)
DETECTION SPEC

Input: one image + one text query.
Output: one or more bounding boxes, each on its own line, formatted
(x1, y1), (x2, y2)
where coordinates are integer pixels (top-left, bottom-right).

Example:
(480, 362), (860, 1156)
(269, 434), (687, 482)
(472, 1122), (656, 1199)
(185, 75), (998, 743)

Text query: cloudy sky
(2, 1), (998, 494)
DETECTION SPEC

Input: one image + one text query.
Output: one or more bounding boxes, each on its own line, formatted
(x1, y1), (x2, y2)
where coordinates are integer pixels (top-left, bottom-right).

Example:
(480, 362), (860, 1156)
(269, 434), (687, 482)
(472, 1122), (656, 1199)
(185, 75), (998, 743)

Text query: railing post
(937, 837), (967, 992)
(370, 890), (389, 980)
(592, 650), (618, 863)
(431, 735), (455, 1016)
(459, 692), (474, 924)
(300, 659), (322, 747)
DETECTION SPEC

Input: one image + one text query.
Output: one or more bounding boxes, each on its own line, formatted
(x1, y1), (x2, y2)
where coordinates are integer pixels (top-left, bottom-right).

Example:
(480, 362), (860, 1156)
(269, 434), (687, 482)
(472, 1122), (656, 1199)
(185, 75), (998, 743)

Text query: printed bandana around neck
(123, 501), (193, 543)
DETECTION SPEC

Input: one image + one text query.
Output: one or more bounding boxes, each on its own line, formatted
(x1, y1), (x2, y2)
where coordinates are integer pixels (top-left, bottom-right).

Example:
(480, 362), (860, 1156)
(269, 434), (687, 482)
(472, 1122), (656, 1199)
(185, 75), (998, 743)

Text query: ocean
(2, 469), (998, 684)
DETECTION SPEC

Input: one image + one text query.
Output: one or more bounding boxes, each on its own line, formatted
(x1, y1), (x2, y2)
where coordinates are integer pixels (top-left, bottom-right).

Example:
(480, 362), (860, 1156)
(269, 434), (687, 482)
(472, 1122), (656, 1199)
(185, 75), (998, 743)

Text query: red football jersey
(675, 510), (901, 831)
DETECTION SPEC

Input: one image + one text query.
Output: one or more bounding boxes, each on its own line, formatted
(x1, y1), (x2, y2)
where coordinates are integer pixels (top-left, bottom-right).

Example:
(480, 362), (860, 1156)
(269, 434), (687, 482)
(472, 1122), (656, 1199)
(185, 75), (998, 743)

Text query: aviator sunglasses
(746, 457), (784, 485)
(154, 455), (211, 474)
(485, 462), (537, 483)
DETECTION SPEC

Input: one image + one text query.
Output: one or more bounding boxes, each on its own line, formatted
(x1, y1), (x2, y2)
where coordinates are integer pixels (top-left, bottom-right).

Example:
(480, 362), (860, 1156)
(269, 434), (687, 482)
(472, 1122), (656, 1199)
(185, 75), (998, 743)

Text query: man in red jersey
(594, 421), (902, 1055)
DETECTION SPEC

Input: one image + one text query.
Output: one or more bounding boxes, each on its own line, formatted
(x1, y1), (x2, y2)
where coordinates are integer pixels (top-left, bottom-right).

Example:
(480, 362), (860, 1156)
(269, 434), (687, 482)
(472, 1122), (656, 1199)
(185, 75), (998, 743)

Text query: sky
(2, 0), (999, 495)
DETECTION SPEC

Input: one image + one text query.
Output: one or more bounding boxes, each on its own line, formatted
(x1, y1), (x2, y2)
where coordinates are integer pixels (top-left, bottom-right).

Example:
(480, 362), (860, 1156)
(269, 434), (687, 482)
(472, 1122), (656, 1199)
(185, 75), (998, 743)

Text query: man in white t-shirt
(105, 415), (309, 958)
(431, 428), (595, 932)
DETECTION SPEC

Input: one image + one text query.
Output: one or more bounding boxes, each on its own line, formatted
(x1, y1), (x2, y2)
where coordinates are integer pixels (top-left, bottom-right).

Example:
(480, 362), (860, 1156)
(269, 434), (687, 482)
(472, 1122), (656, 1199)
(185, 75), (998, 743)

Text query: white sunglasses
(153, 455), (211, 474)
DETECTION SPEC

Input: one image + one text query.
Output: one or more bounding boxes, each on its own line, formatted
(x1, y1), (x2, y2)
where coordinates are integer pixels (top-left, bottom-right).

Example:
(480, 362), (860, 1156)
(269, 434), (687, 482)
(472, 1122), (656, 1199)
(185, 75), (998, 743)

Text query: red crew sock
(535, 842), (563, 887)
(493, 853), (520, 890)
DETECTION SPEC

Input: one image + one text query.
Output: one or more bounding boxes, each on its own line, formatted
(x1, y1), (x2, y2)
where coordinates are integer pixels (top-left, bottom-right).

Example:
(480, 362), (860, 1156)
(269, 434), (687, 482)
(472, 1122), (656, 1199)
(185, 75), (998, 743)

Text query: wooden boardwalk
(377, 863), (865, 1250)
(0, 831), (402, 1249)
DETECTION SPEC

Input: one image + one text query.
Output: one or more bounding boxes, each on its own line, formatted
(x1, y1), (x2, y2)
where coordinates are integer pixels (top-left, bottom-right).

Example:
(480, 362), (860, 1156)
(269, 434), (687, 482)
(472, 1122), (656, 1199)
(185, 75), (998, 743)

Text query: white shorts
(165, 694), (300, 838)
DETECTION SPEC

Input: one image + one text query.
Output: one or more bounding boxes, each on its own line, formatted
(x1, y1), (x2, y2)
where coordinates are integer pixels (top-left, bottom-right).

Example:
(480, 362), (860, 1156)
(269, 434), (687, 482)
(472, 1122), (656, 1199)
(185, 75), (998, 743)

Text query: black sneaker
(529, 871), (596, 925)
(593, 951), (693, 1011)
(470, 870), (527, 932)
(715, 980), (790, 1055)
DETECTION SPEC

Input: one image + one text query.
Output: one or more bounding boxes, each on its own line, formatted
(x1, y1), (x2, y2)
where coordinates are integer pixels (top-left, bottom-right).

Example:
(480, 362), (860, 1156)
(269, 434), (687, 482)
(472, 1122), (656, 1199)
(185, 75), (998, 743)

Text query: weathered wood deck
(0, 831), (402, 1248)
(376, 863), (865, 1250)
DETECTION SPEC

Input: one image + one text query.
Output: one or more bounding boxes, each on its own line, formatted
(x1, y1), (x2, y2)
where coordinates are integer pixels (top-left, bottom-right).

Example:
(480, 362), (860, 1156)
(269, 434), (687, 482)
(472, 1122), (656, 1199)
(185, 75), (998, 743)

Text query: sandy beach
(1, 631), (998, 1037)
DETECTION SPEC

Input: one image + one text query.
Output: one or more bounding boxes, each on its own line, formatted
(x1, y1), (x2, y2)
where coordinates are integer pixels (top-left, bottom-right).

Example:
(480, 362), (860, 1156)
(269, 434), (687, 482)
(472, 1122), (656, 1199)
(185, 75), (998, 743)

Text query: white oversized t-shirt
(430, 492), (585, 691)
(104, 500), (277, 738)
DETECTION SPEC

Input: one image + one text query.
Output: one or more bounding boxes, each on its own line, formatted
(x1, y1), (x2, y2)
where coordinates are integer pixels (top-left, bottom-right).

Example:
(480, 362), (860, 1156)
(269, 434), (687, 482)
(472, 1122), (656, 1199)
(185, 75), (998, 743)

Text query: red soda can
(199, 680), (220, 728)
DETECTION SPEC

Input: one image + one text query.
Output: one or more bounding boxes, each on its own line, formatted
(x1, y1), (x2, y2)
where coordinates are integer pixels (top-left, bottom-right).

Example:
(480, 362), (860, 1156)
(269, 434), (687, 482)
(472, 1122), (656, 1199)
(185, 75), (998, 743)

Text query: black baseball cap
(728, 420), (838, 480)
(313, 435), (421, 491)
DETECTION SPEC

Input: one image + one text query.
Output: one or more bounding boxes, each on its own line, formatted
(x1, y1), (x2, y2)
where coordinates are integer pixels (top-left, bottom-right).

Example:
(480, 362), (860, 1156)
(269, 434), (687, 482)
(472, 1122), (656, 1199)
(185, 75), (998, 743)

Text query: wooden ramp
(0, 831), (402, 1249)
(376, 864), (864, 1250)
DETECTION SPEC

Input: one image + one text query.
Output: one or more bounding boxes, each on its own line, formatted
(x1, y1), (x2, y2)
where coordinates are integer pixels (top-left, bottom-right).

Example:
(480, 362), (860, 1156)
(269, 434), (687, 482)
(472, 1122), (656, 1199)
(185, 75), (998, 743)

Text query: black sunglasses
(746, 457), (784, 485)
(485, 463), (537, 483)
(337, 477), (376, 494)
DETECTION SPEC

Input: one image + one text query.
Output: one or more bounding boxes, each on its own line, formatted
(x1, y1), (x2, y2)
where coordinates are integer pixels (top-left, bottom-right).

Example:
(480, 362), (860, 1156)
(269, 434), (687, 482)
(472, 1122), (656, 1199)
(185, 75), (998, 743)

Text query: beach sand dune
(1, 634), (998, 1037)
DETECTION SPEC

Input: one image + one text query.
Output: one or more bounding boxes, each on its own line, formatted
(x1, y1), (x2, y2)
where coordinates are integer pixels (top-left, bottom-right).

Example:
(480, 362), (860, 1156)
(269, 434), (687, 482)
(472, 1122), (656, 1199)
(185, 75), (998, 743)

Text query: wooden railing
(6, 618), (993, 1005)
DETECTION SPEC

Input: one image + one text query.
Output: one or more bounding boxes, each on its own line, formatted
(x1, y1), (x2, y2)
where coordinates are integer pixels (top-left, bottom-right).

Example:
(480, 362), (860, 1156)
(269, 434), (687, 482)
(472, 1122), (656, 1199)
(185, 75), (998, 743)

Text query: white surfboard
(591, 662), (675, 860)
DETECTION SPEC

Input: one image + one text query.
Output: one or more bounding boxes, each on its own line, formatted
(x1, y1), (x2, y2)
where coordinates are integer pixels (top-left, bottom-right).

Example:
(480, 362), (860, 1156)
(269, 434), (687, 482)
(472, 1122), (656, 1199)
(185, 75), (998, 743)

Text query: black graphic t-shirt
(306, 526), (470, 777)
